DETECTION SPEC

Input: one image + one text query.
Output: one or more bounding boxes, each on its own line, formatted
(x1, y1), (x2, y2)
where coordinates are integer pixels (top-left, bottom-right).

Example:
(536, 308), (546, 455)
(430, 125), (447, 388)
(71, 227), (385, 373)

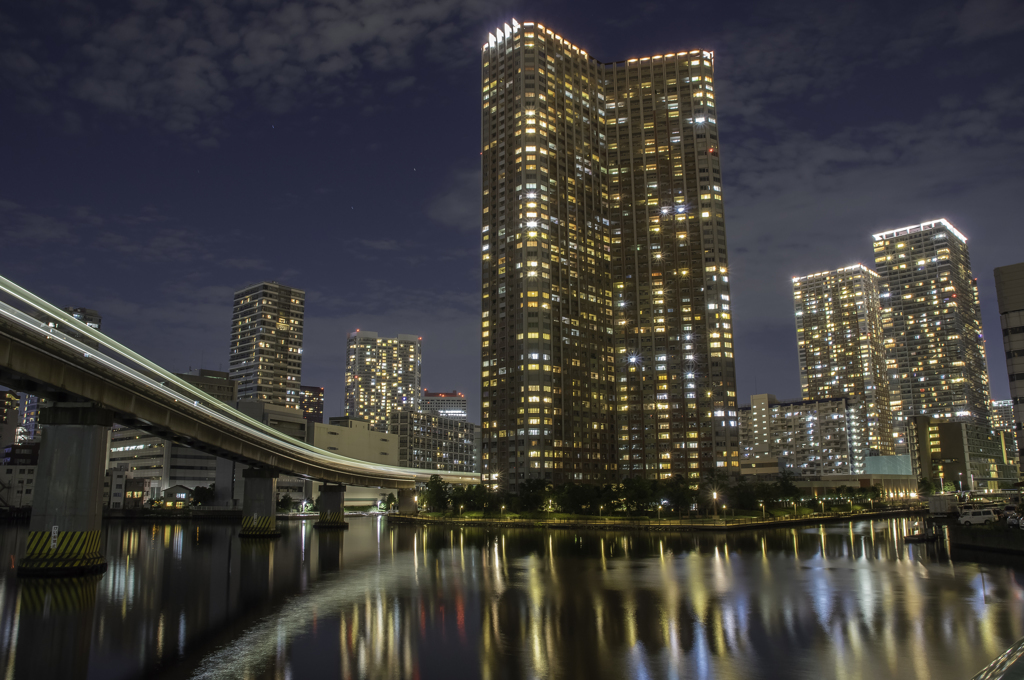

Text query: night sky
(1, 0), (1022, 420)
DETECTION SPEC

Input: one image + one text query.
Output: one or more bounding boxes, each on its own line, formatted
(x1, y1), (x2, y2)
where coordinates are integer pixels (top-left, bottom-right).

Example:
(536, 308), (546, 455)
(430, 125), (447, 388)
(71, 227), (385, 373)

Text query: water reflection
(0, 518), (1019, 679)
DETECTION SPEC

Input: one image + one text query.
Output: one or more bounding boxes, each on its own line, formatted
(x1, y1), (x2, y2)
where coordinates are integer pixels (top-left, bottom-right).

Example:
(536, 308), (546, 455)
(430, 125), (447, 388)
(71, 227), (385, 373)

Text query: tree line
(419, 472), (888, 516)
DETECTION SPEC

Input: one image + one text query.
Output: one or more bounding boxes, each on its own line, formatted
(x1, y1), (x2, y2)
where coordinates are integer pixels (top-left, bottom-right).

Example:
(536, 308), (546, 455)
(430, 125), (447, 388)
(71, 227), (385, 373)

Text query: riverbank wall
(948, 526), (1024, 555)
(387, 509), (926, 533)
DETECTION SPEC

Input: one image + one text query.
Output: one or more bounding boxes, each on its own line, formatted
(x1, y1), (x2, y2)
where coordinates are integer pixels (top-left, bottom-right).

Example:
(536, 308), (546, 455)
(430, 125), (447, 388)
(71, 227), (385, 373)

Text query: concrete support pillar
(398, 488), (418, 514)
(240, 468), (280, 538)
(315, 484), (347, 528)
(214, 457), (236, 507)
(19, 404), (115, 577)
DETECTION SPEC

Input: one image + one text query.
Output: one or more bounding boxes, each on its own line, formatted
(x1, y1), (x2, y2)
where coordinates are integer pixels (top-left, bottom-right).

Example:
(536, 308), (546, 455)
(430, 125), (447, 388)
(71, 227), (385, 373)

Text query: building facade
(421, 391), (468, 421)
(912, 416), (1017, 495)
(738, 394), (858, 476)
(0, 443), (38, 507)
(300, 385), (325, 424)
(177, 369), (238, 403)
(389, 411), (477, 473)
(995, 262), (1024, 458)
(873, 220), (991, 471)
(345, 331), (422, 431)
(229, 282), (305, 409)
(480, 21), (738, 492)
(0, 391), (17, 448)
(792, 264), (893, 467)
(992, 399), (1019, 463)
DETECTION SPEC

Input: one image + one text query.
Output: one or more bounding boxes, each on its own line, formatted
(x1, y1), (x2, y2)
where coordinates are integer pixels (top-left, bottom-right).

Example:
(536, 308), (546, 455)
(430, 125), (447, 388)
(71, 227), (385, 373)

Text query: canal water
(0, 517), (1021, 680)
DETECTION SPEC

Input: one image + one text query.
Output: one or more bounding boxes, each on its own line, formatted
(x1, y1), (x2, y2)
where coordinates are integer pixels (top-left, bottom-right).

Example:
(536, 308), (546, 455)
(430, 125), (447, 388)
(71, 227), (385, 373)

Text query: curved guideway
(0, 274), (476, 488)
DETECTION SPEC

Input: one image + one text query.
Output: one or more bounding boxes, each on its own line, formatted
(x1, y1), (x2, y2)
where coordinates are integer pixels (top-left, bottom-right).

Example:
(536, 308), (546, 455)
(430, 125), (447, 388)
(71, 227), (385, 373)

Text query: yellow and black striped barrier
(239, 515), (280, 538)
(314, 511), (348, 529)
(18, 529), (106, 577)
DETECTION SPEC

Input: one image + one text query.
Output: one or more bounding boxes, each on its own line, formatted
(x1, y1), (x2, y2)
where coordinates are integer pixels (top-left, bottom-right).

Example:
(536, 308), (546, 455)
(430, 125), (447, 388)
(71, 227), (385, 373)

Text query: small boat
(904, 533), (938, 543)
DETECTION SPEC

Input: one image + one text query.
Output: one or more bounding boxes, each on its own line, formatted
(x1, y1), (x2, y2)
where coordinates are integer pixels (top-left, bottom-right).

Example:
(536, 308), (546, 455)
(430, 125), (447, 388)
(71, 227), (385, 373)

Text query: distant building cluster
(737, 219), (1021, 496)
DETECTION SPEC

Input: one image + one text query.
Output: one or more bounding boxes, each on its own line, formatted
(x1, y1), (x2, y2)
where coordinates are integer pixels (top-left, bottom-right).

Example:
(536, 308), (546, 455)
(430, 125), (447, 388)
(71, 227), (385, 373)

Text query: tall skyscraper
(480, 20), (738, 492)
(422, 390), (468, 421)
(345, 331), (422, 431)
(873, 219), (991, 471)
(300, 385), (325, 424)
(792, 264), (893, 469)
(995, 261), (1024, 452)
(229, 282), (304, 409)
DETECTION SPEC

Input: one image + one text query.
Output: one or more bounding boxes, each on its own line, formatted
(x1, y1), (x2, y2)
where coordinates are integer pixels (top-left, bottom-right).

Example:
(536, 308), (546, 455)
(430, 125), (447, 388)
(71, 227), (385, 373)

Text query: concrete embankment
(387, 509), (926, 533)
(948, 526), (1024, 555)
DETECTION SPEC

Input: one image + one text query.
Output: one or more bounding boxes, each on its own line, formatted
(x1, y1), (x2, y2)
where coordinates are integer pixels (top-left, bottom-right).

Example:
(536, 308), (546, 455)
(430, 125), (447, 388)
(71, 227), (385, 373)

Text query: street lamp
(460, 505), (464, 516)
(759, 501), (765, 520)
(599, 505), (604, 517)
(713, 491), (718, 519)
(501, 505), (505, 517)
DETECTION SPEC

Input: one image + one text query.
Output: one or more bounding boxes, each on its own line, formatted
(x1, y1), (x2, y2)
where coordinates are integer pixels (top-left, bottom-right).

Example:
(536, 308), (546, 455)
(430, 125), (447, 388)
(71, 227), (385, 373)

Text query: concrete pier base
(18, 404), (114, 577)
(314, 484), (348, 529)
(398, 488), (418, 514)
(239, 468), (280, 538)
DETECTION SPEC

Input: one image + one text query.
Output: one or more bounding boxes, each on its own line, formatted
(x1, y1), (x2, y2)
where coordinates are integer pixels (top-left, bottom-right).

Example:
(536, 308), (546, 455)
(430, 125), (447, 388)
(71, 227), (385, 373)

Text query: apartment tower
(995, 261), (1024, 451)
(345, 331), (422, 431)
(792, 264), (893, 470)
(229, 282), (304, 408)
(480, 20), (738, 491)
(872, 220), (991, 470)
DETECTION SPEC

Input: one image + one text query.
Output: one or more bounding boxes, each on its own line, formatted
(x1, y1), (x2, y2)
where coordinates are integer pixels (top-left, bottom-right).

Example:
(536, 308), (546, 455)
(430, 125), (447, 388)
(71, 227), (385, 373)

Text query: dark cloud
(954, 0), (1024, 42)
(0, 0), (502, 137)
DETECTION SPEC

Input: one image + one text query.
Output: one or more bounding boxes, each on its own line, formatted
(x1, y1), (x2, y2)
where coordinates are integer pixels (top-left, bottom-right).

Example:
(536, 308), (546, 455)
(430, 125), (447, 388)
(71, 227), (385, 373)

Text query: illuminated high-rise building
(300, 385), (325, 424)
(872, 219), (991, 472)
(479, 20), (738, 492)
(345, 331), (421, 431)
(792, 264), (893, 470)
(229, 282), (304, 409)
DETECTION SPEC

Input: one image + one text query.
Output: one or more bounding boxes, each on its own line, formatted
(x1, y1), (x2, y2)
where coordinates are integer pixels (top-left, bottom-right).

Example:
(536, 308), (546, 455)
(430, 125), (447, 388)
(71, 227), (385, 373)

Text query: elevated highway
(0, 274), (478, 489)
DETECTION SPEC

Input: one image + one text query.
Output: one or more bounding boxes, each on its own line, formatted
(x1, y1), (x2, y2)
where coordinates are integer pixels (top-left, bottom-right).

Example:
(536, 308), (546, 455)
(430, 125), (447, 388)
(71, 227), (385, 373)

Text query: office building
(995, 262), (1024, 458)
(738, 394), (859, 476)
(300, 385), (325, 424)
(480, 21), (738, 492)
(873, 220), (991, 471)
(792, 264), (893, 467)
(108, 371), (238, 497)
(229, 282), (304, 409)
(389, 411), (477, 473)
(345, 331), (422, 431)
(912, 416), (1017, 494)
(422, 390), (468, 421)
(0, 443), (39, 508)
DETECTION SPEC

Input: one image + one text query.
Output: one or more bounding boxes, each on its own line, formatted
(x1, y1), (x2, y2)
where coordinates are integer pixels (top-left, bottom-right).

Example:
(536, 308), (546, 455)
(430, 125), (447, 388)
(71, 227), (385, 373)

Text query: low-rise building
(313, 417), (399, 465)
(388, 411), (476, 473)
(914, 416), (1018, 494)
(739, 394), (869, 477)
(103, 469), (127, 509)
(163, 485), (193, 508)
